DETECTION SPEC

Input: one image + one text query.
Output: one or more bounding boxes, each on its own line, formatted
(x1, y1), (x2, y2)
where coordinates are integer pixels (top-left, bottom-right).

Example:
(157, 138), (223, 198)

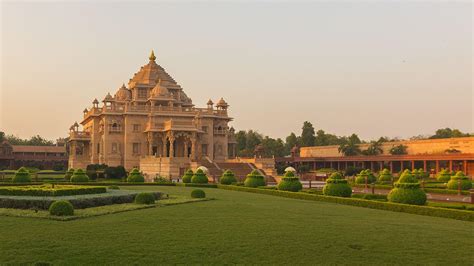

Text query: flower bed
(0, 185), (106, 197)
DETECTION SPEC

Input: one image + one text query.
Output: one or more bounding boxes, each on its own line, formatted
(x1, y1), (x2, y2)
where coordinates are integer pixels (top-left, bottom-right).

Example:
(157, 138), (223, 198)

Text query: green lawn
(0, 186), (473, 264)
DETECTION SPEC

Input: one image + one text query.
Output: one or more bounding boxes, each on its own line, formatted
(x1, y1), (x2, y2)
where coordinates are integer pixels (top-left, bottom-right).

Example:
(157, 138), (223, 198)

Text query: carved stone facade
(68, 51), (237, 178)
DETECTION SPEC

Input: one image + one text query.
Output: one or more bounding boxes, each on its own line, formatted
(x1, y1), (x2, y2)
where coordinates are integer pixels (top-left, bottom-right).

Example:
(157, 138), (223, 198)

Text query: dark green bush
(388, 170), (426, 205)
(104, 166), (127, 179)
(127, 168), (145, 183)
(191, 169), (208, 184)
(355, 169), (376, 184)
(277, 171), (302, 192)
(436, 169), (451, 182)
(244, 170), (266, 188)
(220, 170), (237, 185)
(182, 169), (193, 183)
(86, 169), (98, 180)
(447, 171), (472, 190)
(323, 172), (352, 197)
(64, 168), (74, 180)
(70, 169), (90, 183)
(134, 192), (156, 204)
(191, 189), (206, 198)
(49, 200), (74, 216)
(12, 167), (32, 183)
(378, 168), (393, 182)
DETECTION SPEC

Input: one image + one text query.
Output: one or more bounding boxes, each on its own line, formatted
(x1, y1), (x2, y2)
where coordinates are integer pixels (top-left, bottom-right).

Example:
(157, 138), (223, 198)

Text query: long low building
(0, 141), (68, 170)
(276, 137), (474, 176)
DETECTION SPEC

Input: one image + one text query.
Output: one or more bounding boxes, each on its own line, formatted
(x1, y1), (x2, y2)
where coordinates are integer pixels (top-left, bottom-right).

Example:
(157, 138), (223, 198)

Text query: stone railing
(69, 131), (91, 140)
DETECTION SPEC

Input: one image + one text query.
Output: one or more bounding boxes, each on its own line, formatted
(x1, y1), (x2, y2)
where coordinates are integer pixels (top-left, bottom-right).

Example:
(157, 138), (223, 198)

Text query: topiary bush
(70, 169), (90, 183)
(220, 170), (237, 185)
(12, 167), (32, 183)
(244, 170), (266, 188)
(388, 170), (426, 205)
(49, 200), (74, 216)
(323, 172), (352, 197)
(355, 169), (376, 184)
(191, 189), (206, 198)
(134, 192), (156, 204)
(277, 171), (303, 192)
(378, 168), (393, 182)
(182, 169), (193, 183)
(191, 169), (208, 184)
(436, 169), (451, 182)
(447, 171), (472, 190)
(64, 168), (74, 180)
(127, 168), (145, 183)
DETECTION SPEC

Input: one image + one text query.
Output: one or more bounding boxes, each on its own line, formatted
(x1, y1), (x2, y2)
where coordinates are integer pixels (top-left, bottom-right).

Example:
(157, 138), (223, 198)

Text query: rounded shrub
(70, 169), (90, 183)
(220, 170), (237, 185)
(277, 171), (303, 192)
(191, 189), (206, 198)
(436, 169), (451, 182)
(378, 168), (393, 182)
(64, 168), (74, 180)
(388, 170), (426, 205)
(191, 169), (208, 184)
(244, 170), (266, 188)
(49, 200), (74, 216)
(134, 192), (156, 204)
(323, 172), (352, 197)
(12, 167), (32, 183)
(447, 171), (472, 190)
(182, 169), (193, 183)
(355, 169), (376, 184)
(127, 168), (145, 183)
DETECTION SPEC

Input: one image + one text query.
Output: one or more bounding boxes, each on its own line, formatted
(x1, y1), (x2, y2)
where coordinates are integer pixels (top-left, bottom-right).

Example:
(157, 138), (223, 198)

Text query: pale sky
(1, 1), (473, 141)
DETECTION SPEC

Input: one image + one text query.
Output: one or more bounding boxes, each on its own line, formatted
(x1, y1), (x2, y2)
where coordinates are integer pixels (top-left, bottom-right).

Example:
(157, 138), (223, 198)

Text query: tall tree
(430, 128), (470, 139)
(285, 132), (299, 151)
(338, 134), (361, 156)
(300, 121), (316, 147)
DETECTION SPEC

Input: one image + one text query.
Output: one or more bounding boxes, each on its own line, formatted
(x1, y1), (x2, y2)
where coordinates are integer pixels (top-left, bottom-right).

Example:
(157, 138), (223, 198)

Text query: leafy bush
(104, 166), (127, 179)
(191, 189), (206, 198)
(127, 168), (145, 183)
(220, 170), (237, 185)
(86, 170), (98, 180)
(378, 168), (393, 182)
(436, 169), (451, 182)
(134, 192), (156, 204)
(447, 171), (472, 190)
(182, 169), (193, 183)
(70, 169), (90, 183)
(12, 167), (32, 183)
(191, 169), (208, 184)
(388, 170), (426, 205)
(344, 166), (364, 177)
(154, 175), (172, 184)
(244, 170), (266, 188)
(49, 200), (74, 216)
(64, 168), (74, 180)
(277, 171), (302, 192)
(0, 185), (106, 196)
(355, 169), (376, 184)
(323, 172), (352, 197)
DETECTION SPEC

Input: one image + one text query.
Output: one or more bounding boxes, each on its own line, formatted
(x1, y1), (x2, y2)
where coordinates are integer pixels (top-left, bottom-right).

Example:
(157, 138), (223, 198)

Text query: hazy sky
(1, 1), (472, 141)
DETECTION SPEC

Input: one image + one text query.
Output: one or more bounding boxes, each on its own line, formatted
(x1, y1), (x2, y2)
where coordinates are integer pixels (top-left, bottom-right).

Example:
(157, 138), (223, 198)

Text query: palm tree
(362, 140), (383, 155)
(338, 138), (361, 156)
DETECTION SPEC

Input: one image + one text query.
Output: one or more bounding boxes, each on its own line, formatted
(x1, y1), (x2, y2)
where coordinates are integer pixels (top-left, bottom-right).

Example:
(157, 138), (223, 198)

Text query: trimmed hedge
(355, 169), (376, 184)
(447, 171), (472, 190)
(0, 185), (106, 197)
(191, 189), (206, 198)
(12, 167), (32, 183)
(134, 192), (156, 204)
(127, 168), (145, 183)
(182, 169), (193, 183)
(217, 185), (474, 222)
(191, 169), (209, 184)
(49, 200), (74, 216)
(244, 170), (266, 188)
(388, 170), (426, 205)
(277, 171), (303, 192)
(64, 168), (74, 180)
(70, 169), (90, 183)
(436, 169), (451, 182)
(176, 183), (218, 188)
(220, 170), (237, 185)
(323, 172), (352, 197)
(378, 168), (393, 182)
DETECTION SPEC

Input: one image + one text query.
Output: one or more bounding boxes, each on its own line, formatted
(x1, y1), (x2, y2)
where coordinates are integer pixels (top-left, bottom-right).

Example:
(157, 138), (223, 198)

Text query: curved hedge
(436, 169), (451, 182)
(447, 171), (472, 190)
(182, 169), (193, 183)
(323, 172), (352, 197)
(191, 189), (206, 198)
(134, 192), (156, 204)
(49, 200), (74, 216)
(191, 169), (209, 184)
(244, 170), (266, 188)
(12, 167), (32, 183)
(70, 169), (90, 183)
(388, 170), (426, 205)
(355, 170), (376, 184)
(378, 168), (393, 182)
(277, 171), (302, 192)
(127, 168), (145, 183)
(220, 170), (237, 185)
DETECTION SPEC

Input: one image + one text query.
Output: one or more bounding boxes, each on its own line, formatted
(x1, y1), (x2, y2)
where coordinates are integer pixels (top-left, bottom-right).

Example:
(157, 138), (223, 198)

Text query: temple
(68, 51), (275, 180)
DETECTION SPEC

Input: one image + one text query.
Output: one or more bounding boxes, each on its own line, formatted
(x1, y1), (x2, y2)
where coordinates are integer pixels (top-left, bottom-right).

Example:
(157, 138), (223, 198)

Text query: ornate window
(138, 88), (148, 99)
(133, 143), (140, 155)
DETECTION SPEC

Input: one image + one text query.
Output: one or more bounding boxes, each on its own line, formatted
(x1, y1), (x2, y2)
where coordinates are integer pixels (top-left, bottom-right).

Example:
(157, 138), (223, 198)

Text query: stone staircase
(215, 162), (253, 182)
(199, 157), (223, 182)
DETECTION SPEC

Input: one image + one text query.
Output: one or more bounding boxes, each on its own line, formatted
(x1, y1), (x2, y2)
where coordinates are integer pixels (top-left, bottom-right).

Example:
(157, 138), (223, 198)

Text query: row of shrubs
(0, 185), (106, 197)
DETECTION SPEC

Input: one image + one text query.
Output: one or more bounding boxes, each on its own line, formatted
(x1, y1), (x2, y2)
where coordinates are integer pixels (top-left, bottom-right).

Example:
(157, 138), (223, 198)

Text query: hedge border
(217, 185), (474, 222)
(176, 183), (218, 188)
(352, 184), (470, 195)
(0, 186), (106, 197)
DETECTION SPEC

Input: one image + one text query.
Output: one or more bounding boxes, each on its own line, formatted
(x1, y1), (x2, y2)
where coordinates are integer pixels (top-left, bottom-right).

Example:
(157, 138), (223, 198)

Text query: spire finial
(149, 50), (156, 61)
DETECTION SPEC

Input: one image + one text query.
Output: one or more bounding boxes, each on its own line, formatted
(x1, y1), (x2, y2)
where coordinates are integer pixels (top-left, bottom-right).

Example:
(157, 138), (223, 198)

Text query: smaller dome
(285, 167), (296, 173)
(207, 99), (213, 105)
(216, 97), (228, 107)
(115, 84), (131, 101)
(197, 166), (209, 174)
(83, 108), (88, 113)
(92, 98), (99, 104)
(103, 93), (114, 101)
(151, 79), (170, 98)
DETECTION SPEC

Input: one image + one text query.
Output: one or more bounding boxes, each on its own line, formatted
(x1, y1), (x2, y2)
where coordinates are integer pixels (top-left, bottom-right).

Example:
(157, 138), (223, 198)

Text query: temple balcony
(69, 131), (91, 141)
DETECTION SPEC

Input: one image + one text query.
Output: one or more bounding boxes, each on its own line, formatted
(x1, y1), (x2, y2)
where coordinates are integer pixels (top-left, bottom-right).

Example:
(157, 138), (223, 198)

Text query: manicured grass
(0, 186), (473, 264)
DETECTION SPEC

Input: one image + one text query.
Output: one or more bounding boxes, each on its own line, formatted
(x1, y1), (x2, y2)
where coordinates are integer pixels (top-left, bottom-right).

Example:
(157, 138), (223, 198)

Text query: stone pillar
(411, 160), (415, 171)
(423, 160), (427, 172)
(390, 161), (393, 173)
(184, 141), (189, 157)
(147, 133), (153, 156)
(191, 138), (197, 161)
(449, 160), (453, 172)
(370, 161), (374, 171)
(435, 160), (440, 173)
(162, 135), (167, 157)
(169, 135), (175, 158)
(463, 160), (467, 174)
